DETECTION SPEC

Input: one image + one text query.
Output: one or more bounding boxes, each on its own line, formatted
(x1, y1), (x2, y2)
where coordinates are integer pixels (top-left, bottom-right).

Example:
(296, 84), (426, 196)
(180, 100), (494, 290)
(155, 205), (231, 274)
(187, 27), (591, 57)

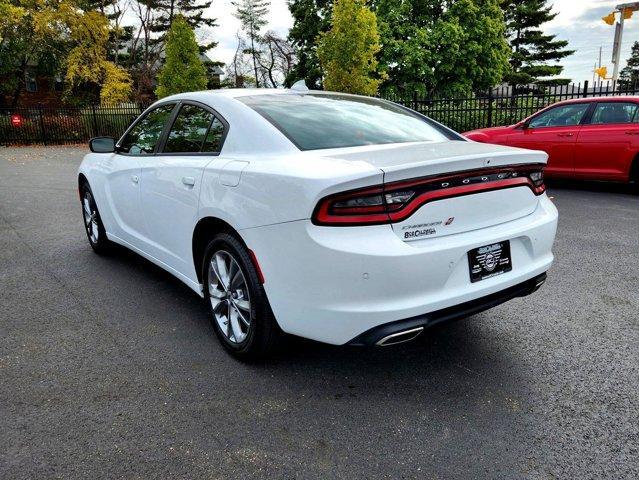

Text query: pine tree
(151, 0), (218, 51)
(286, 0), (332, 88)
(155, 15), (208, 98)
(317, 0), (383, 95)
(232, 0), (269, 87)
(502, 0), (574, 87)
(619, 41), (639, 87)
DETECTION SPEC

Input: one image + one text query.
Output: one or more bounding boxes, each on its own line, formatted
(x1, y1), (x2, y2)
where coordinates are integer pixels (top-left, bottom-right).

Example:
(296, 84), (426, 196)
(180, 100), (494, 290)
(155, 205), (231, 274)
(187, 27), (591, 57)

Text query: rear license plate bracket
(468, 241), (512, 283)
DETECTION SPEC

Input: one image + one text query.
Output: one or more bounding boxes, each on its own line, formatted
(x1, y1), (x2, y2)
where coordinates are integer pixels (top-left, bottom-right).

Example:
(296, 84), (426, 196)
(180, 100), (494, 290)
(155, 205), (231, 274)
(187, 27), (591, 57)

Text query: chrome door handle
(182, 176), (195, 186)
(131, 174), (139, 184)
(557, 133), (574, 137)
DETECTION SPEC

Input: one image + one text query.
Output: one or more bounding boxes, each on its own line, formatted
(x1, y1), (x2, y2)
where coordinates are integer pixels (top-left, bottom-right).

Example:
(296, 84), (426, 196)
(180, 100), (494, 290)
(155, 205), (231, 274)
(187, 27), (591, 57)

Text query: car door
(138, 101), (229, 279)
(507, 102), (591, 178)
(103, 103), (176, 248)
(574, 101), (639, 181)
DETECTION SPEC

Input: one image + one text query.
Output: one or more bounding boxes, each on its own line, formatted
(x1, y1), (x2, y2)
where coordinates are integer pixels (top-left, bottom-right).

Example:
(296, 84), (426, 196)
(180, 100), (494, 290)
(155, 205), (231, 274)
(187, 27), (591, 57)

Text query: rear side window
(119, 104), (175, 154)
(590, 102), (639, 124)
(528, 103), (590, 128)
(164, 104), (225, 153)
(239, 93), (450, 151)
(202, 118), (225, 152)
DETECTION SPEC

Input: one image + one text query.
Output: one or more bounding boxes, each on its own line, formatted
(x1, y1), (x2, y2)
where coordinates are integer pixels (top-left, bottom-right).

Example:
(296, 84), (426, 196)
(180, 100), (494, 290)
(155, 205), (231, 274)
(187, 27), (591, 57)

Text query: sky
(203, 0), (639, 83)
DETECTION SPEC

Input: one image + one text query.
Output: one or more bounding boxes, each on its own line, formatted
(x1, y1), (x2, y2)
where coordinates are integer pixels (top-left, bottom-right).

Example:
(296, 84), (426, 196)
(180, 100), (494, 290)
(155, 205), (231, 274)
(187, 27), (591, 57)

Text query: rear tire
(80, 183), (113, 255)
(202, 233), (282, 359)
(630, 156), (639, 194)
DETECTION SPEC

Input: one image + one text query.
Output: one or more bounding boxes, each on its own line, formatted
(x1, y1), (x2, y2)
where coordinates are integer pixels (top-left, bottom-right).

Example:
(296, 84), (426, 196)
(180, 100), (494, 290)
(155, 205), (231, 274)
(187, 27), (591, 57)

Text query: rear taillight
(529, 170), (544, 187)
(312, 164), (545, 226)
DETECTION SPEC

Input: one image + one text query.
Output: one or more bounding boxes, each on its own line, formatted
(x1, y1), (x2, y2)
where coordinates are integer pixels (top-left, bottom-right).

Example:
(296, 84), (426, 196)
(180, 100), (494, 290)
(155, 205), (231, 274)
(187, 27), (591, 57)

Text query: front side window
(239, 93), (450, 151)
(119, 104), (175, 155)
(528, 103), (590, 129)
(164, 104), (223, 153)
(590, 102), (639, 124)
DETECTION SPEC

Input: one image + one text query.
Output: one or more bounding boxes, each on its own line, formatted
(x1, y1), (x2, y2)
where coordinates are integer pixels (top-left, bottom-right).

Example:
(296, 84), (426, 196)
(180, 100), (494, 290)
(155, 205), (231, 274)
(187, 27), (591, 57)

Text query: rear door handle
(557, 133), (574, 137)
(625, 131), (639, 135)
(131, 174), (139, 184)
(182, 176), (195, 186)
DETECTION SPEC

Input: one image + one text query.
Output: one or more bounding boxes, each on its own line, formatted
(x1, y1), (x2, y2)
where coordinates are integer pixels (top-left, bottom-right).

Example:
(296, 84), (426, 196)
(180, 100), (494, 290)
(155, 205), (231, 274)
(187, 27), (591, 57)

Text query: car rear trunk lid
(326, 141), (547, 240)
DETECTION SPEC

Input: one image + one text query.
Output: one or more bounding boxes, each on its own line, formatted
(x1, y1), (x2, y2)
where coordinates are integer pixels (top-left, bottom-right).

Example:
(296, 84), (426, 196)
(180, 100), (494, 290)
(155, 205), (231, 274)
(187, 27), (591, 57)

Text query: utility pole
(612, 11), (625, 83)
(598, 46), (602, 87)
(602, 2), (639, 84)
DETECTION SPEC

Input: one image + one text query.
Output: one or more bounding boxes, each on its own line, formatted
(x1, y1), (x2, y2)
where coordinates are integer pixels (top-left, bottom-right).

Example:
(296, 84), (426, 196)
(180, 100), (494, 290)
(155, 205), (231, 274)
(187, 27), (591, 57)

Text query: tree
(317, 0), (383, 95)
(155, 14), (207, 98)
(0, 0), (68, 107)
(232, 0), (269, 87)
(501, 0), (574, 87)
(225, 32), (254, 87)
(619, 41), (639, 87)
(77, 0), (131, 66)
(256, 31), (295, 87)
(62, 5), (132, 104)
(0, 0), (131, 106)
(286, 0), (331, 88)
(100, 60), (133, 103)
(151, 0), (218, 51)
(375, 0), (510, 96)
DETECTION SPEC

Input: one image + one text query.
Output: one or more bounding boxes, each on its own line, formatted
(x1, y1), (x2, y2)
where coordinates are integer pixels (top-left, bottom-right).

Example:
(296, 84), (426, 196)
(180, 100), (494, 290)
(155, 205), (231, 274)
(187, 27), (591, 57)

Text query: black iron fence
(383, 80), (639, 133)
(0, 104), (147, 146)
(1, 80), (639, 145)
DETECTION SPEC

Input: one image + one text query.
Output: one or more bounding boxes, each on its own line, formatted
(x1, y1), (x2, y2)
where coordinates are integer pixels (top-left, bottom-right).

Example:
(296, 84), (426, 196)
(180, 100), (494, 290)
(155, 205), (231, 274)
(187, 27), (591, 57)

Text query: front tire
(202, 233), (281, 359)
(80, 183), (113, 254)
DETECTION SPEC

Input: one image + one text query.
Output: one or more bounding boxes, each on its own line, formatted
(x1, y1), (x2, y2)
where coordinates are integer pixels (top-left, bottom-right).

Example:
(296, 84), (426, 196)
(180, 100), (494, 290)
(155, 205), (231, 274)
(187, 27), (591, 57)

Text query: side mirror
(89, 136), (116, 153)
(516, 120), (529, 130)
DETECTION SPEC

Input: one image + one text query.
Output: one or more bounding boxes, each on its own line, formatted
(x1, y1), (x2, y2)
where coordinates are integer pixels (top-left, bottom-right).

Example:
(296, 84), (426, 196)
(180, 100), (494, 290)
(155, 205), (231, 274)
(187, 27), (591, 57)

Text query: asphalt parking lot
(1, 146), (638, 479)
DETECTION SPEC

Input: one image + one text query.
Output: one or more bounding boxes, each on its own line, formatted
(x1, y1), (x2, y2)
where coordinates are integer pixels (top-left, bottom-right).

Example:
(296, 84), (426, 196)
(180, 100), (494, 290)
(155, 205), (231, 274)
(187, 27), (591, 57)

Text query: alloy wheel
(83, 191), (99, 244)
(208, 250), (252, 343)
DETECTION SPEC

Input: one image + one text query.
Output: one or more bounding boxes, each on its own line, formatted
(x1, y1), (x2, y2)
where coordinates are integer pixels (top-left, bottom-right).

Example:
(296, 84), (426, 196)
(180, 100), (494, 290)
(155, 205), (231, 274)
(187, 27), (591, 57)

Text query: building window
(25, 73), (37, 92)
(53, 74), (63, 92)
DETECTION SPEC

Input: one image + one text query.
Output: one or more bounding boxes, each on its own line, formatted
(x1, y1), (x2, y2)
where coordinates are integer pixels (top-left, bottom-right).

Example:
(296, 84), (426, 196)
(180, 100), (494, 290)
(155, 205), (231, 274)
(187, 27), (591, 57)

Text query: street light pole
(612, 12), (625, 83)
(603, 2), (639, 85)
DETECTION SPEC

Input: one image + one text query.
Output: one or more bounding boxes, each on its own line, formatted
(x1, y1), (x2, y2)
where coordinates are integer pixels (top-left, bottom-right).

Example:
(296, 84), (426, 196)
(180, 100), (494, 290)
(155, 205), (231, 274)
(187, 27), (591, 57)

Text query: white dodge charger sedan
(79, 88), (558, 358)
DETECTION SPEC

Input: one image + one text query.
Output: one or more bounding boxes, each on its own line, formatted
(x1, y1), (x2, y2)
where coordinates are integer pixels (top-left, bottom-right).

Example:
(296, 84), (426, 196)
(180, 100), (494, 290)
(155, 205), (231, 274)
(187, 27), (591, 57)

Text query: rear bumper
(240, 193), (557, 345)
(347, 272), (546, 346)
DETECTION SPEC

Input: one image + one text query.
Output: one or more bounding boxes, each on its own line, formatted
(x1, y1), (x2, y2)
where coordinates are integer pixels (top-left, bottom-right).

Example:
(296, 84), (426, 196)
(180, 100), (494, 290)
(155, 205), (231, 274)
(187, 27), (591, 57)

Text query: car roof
(161, 88), (326, 101)
(552, 96), (639, 105)
(150, 89), (462, 155)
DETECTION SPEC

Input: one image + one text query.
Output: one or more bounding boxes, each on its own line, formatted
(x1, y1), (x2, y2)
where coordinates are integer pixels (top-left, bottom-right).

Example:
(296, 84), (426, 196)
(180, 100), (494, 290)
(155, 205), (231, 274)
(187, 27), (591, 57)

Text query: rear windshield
(239, 93), (452, 151)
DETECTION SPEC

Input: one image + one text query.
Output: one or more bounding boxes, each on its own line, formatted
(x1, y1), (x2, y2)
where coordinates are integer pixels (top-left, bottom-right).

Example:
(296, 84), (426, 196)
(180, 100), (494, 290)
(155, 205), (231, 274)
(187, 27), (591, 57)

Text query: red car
(464, 97), (639, 184)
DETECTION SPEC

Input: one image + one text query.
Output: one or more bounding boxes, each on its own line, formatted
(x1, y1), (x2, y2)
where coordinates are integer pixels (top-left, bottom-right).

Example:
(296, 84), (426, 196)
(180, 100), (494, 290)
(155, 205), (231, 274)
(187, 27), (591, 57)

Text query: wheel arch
(78, 173), (89, 189)
(630, 153), (639, 183)
(192, 216), (246, 283)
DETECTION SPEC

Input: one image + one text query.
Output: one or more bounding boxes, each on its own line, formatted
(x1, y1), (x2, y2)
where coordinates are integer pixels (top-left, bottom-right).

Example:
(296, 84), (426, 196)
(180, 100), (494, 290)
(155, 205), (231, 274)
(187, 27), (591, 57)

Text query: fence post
(487, 88), (494, 128)
(583, 80), (589, 98)
(412, 91), (418, 113)
(37, 103), (46, 146)
(91, 104), (99, 137)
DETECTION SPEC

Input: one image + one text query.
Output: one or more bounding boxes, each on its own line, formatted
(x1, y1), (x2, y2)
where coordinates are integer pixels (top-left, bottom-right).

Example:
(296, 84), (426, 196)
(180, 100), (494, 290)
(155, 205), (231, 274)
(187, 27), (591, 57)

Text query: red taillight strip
(313, 164), (545, 226)
(386, 177), (537, 221)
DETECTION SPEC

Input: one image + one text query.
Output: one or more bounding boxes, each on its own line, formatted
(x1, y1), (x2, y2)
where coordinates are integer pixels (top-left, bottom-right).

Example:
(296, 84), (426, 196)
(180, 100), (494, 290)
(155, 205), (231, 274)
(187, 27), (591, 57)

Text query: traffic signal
(623, 8), (633, 20)
(595, 66), (609, 79)
(602, 12), (616, 25)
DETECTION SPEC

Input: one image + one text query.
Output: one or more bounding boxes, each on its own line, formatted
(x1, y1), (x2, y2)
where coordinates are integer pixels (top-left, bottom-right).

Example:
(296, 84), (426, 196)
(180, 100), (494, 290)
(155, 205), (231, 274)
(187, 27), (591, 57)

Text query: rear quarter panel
(197, 154), (384, 230)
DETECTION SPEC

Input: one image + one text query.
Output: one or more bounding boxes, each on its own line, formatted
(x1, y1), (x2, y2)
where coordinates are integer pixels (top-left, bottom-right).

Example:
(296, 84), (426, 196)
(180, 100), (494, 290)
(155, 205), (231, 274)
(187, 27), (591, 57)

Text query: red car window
(590, 102), (639, 124)
(528, 103), (590, 128)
